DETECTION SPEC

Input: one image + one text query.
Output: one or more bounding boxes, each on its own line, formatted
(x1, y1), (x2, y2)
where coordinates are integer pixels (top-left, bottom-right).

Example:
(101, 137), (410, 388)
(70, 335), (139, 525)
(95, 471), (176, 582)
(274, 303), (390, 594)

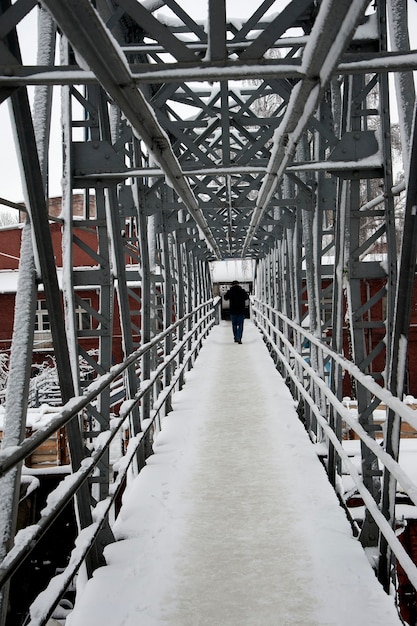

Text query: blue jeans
(230, 313), (245, 342)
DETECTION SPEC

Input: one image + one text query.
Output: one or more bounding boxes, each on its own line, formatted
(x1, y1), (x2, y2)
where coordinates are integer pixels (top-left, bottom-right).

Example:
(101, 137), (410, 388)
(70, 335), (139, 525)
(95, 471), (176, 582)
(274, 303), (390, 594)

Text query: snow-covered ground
(66, 321), (402, 626)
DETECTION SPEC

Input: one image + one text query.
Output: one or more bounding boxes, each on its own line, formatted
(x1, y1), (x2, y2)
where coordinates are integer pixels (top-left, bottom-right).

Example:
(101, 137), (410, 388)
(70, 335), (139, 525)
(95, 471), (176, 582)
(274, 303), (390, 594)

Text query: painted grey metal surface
(0, 0), (416, 622)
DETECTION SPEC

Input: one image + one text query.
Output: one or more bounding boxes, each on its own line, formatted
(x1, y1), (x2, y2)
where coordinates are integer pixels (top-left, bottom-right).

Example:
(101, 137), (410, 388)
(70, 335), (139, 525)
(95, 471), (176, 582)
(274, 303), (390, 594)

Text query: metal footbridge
(66, 321), (402, 626)
(1, 1), (417, 624)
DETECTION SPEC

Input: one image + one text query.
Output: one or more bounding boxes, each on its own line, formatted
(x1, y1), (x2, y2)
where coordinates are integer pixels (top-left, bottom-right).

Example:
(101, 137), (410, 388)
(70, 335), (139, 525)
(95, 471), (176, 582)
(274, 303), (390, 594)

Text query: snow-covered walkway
(67, 321), (402, 626)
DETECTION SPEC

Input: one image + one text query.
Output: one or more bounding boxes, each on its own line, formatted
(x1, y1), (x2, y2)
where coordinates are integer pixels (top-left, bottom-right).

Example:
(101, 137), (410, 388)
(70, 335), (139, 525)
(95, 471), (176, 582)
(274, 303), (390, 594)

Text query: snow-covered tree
(0, 208), (19, 227)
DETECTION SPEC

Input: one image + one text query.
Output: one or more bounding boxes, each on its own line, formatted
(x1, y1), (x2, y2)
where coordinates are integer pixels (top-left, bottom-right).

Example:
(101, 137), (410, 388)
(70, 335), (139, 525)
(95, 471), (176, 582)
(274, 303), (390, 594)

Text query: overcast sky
(0, 0), (416, 206)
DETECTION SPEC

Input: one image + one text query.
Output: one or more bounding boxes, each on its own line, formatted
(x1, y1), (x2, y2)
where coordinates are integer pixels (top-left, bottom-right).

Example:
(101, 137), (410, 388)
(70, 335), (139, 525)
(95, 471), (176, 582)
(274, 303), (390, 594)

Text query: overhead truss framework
(0, 0), (417, 619)
(2, 0), (413, 259)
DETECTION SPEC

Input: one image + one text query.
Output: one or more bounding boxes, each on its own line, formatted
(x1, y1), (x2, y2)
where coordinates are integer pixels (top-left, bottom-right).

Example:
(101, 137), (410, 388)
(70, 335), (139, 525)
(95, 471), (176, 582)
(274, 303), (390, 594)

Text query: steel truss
(0, 0), (416, 622)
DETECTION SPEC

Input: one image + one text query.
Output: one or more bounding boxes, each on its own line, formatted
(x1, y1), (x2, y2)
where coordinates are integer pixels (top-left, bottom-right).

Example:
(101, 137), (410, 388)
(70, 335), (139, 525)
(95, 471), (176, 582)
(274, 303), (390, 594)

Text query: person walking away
(224, 281), (249, 343)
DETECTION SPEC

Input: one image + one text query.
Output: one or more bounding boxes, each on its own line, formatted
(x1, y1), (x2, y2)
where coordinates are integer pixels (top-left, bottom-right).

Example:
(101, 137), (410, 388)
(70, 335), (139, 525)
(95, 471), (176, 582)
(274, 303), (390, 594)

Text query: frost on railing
(0, 298), (220, 626)
(0, 354), (8, 404)
(251, 296), (417, 599)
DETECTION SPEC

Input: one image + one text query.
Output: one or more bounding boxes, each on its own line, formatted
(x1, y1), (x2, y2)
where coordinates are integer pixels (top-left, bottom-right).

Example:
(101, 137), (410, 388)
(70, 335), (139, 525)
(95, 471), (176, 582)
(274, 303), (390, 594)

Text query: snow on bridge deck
(67, 321), (401, 626)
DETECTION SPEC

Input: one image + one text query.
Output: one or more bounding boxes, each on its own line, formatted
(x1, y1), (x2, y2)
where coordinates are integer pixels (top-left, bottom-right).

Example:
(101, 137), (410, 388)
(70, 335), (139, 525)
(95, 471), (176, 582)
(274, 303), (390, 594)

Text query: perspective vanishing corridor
(0, 1), (417, 624)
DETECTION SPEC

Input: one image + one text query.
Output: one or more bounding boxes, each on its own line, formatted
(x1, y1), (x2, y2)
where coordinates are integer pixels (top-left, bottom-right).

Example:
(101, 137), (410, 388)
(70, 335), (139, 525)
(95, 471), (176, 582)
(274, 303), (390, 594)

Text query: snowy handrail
(0, 297), (220, 624)
(251, 296), (417, 591)
(0, 298), (217, 476)
(253, 297), (417, 431)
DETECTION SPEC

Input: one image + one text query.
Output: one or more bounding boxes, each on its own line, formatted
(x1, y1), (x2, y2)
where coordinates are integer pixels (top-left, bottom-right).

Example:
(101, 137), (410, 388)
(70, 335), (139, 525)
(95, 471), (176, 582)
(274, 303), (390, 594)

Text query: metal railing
(251, 296), (417, 594)
(0, 298), (220, 626)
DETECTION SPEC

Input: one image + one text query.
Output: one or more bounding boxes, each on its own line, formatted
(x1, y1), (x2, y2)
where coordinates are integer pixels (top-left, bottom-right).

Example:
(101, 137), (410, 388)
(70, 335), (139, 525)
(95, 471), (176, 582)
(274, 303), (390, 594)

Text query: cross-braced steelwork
(0, 0), (417, 623)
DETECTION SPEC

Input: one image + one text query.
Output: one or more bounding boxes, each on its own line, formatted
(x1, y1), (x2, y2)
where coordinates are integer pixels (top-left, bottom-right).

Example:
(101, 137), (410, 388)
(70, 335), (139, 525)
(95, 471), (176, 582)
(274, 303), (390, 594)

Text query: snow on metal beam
(242, 0), (370, 256)
(2, 52), (417, 87)
(41, 0), (222, 259)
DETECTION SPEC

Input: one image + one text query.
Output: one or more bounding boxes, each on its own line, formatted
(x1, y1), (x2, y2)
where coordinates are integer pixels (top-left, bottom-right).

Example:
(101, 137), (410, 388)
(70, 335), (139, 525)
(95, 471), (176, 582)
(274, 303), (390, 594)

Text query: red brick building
(0, 196), (141, 369)
(339, 278), (417, 398)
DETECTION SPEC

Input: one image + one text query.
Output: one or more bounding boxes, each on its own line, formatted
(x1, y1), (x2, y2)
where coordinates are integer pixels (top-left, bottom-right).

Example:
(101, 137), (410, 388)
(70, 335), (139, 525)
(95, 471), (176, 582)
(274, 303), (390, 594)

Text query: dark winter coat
(224, 284), (249, 315)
